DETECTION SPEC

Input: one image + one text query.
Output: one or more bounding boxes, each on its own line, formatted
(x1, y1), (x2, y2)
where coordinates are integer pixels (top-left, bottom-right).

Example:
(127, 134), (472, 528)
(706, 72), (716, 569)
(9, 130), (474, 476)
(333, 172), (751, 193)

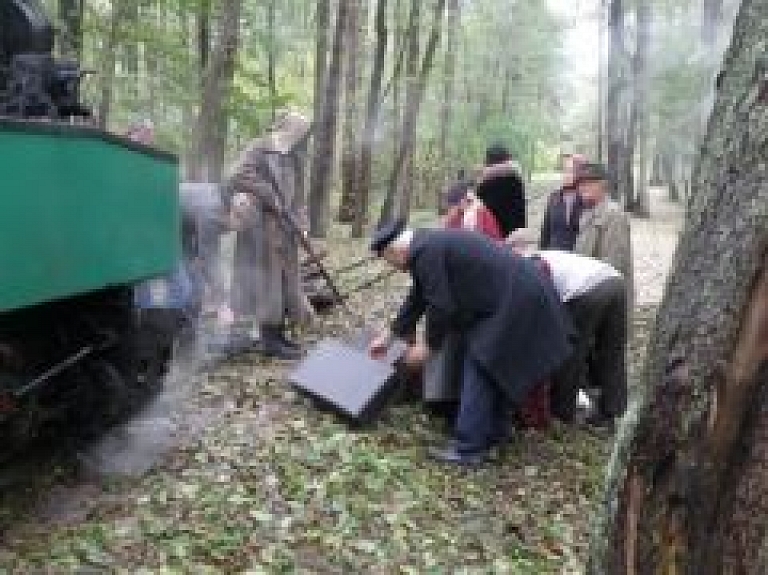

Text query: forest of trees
(48, 0), (735, 236)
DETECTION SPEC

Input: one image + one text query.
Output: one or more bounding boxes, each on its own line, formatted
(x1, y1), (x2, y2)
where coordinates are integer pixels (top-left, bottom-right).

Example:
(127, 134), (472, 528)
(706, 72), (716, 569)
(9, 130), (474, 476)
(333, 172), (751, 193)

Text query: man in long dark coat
(539, 153), (588, 250)
(369, 223), (572, 465)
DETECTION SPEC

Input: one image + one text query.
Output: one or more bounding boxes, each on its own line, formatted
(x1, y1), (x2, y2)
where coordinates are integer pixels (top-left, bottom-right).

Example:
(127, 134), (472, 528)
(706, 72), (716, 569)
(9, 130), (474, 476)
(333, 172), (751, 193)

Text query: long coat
(223, 145), (307, 326)
(539, 187), (586, 250)
(574, 199), (634, 311)
(392, 229), (572, 402)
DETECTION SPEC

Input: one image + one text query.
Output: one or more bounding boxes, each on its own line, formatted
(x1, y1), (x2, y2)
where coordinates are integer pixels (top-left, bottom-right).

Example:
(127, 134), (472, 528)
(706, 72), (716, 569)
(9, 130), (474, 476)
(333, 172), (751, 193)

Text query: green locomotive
(0, 0), (182, 445)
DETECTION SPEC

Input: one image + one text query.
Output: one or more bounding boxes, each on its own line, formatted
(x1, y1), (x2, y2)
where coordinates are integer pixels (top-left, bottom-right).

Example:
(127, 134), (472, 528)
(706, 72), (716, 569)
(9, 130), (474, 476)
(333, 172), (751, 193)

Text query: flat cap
(370, 219), (406, 254)
(575, 162), (610, 183)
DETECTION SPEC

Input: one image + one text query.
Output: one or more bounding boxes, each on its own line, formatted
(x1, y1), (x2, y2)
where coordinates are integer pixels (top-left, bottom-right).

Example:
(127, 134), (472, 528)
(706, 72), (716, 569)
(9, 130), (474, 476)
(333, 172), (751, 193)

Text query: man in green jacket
(574, 163), (634, 313)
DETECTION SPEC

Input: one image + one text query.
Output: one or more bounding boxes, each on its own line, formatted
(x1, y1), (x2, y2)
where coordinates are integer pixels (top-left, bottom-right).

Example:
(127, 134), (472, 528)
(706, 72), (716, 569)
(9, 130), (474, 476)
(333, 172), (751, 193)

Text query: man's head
(576, 162), (610, 205)
(485, 143), (511, 167)
(126, 118), (154, 145)
(370, 220), (413, 271)
(562, 153), (587, 188)
(264, 111), (312, 153)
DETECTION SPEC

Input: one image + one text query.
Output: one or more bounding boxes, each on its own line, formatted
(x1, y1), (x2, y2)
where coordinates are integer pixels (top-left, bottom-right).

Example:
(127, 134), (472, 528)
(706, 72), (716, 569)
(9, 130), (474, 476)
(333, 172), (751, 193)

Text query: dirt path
(0, 186), (684, 574)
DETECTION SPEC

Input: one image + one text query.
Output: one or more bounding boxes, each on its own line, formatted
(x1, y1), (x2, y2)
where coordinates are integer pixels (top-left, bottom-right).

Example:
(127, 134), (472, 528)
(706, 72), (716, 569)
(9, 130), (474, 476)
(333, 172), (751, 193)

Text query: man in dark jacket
(369, 223), (572, 465)
(539, 153), (587, 250)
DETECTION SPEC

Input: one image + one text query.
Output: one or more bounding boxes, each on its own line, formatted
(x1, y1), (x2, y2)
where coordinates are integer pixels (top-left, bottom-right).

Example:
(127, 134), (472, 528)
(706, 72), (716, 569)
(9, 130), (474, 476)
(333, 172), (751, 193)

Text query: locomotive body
(0, 0), (184, 446)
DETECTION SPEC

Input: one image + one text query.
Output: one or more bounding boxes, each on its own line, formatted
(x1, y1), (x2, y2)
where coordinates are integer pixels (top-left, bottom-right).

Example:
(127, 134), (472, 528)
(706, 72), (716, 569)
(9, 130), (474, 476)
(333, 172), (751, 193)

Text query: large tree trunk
(308, 0), (349, 237)
(197, 0), (241, 182)
(351, 0), (388, 238)
(588, 0), (768, 572)
(379, 0), (446, 225)
(337, 0), (363, 224)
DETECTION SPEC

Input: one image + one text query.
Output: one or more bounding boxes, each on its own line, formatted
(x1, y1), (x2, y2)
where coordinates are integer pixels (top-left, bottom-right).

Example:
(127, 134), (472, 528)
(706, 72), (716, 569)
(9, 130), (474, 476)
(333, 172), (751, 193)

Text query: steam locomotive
(0, 0), (187, 447)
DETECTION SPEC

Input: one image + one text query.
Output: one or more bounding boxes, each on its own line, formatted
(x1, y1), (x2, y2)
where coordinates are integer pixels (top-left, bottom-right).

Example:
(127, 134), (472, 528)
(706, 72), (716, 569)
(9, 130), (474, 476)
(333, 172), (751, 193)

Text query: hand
(368, 331), (392, 360)
(403, 342), (429, 368)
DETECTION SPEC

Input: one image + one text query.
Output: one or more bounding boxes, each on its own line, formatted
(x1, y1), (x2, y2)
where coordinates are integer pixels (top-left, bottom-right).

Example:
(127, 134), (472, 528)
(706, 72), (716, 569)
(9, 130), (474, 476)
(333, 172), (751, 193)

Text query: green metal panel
(0, 120), (180, 312)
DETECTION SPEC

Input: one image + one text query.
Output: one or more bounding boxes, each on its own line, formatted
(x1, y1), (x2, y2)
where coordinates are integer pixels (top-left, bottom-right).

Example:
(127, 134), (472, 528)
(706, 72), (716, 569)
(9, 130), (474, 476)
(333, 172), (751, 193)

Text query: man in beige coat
(224, 112), (313, 359)
(574, 163), (634, 312)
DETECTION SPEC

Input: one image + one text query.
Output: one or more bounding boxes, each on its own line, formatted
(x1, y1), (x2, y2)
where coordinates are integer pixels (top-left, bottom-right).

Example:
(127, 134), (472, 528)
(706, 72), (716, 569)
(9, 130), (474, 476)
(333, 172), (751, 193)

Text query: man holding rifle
(224, 112), (314, 360)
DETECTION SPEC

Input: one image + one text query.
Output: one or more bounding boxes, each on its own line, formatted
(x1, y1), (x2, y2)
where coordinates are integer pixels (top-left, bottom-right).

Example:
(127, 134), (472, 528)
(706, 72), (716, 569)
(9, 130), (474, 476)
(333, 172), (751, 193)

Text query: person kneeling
(369, 222), (572, 465)
(509, 233), (628, 429)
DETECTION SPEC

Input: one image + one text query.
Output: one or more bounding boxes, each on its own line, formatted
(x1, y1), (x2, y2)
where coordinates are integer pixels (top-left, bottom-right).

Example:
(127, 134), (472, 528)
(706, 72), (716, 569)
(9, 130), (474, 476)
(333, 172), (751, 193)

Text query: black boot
(261, 326), (302, 360)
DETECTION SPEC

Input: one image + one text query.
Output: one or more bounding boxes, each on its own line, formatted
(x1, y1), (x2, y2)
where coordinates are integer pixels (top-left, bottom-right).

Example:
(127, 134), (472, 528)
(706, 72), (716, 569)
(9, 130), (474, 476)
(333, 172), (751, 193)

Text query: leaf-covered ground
(0, 185), (681, 574)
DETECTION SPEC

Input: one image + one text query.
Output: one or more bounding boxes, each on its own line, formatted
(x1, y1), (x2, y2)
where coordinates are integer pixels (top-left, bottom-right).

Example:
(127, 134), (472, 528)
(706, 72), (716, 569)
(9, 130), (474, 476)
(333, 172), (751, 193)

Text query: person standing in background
(539, 153), (588, 250)
(438, 169), (470, 218)
(574, 162), (634, 313)
(474, 144), (526, 237)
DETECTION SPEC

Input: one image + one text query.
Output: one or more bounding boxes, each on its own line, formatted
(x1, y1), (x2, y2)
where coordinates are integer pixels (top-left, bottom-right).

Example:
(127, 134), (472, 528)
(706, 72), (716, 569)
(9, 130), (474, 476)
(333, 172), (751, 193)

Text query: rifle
(228, 154), (354, 316)
(274, 205), (353, 315)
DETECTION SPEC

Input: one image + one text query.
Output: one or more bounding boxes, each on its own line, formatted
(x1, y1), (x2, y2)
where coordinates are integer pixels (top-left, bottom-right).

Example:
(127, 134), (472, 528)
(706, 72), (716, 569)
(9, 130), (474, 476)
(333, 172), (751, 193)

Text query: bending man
(369, 223), (572, 465)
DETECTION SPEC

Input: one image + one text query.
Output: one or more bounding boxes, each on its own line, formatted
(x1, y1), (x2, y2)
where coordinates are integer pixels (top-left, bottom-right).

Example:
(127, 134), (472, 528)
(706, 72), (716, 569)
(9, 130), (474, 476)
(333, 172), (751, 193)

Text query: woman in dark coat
(474, 144), (526, 236)
(370, 224), (572, 464)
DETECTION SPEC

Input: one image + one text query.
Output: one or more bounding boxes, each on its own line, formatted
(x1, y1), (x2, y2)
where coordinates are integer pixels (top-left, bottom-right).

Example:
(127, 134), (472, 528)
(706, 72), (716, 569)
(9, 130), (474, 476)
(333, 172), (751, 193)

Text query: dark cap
(575, 162), (609, 183)
(370, 219), (406, 254)
(485, 143), (510, 166)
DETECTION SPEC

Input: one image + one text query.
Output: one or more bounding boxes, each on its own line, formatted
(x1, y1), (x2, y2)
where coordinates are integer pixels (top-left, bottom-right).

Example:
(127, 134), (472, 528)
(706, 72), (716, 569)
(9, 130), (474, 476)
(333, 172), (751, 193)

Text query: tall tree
(337, 0), (363, 224)
(312, 0), (331, 142)
(197, 0), (242, 181)
(604, 0), (626, 200)
(627, 0), (651, 217)
(439, 0), (460, 175)
(588, 0), (768, 571)
(97, 0), (128, 129)
(351, 0), (388, 238)
(308, 0), (349, 237)
(379, 0), (447, 224)
(266, 0), (278, 122)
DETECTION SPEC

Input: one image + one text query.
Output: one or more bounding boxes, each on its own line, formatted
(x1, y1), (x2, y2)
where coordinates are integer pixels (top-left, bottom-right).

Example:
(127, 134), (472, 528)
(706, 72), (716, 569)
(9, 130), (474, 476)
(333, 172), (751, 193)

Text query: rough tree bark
(351, 0), (388, 238)
(337, 0), (363, 224)
(588, 0), (768, 572)
(197, 0), (241, 182)
(378, 0), (446, 225)
(308, 0), (349, 237)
